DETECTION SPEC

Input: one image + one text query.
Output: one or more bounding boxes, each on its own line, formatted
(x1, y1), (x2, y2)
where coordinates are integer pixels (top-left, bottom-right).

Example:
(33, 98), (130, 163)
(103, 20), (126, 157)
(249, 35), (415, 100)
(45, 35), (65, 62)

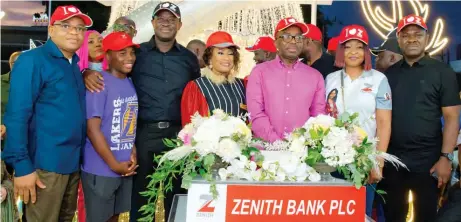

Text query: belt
(141, 121), (179, 129)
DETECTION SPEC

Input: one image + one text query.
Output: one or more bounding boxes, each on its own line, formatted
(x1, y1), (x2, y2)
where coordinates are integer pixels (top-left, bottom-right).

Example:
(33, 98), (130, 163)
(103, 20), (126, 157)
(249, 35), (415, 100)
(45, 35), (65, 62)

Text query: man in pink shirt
(247, 17), (326, 142)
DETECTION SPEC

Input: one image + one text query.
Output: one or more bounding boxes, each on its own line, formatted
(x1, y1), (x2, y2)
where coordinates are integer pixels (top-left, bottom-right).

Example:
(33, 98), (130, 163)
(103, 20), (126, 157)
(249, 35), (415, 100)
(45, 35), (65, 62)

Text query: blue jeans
(332, 171), (375, 217)
(366, 183), (377, 216)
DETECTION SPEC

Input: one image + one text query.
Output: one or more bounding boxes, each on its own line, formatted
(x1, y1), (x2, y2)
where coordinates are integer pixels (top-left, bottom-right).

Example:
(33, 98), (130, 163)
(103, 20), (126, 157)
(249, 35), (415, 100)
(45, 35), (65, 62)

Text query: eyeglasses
(278, 34), (305, 43)
(54, 23), (87, 33)
(155, 17), (178, 25)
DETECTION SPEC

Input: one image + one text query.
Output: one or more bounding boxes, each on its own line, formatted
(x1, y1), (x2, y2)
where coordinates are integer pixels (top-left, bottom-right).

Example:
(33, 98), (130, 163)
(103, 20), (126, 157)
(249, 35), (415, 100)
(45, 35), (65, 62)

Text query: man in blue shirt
(1, 5), (92, 221)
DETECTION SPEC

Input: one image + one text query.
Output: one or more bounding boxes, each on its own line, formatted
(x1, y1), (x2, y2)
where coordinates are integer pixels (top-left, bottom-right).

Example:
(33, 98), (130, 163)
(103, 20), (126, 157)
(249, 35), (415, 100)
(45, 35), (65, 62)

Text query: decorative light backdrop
(360, 0), (448, 56)
(106, 0), (304, 78)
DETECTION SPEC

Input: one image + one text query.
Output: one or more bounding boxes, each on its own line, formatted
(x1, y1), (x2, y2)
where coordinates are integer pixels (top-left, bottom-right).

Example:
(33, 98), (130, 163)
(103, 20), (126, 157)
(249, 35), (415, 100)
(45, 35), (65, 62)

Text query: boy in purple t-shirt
(81, 32), (139, 222)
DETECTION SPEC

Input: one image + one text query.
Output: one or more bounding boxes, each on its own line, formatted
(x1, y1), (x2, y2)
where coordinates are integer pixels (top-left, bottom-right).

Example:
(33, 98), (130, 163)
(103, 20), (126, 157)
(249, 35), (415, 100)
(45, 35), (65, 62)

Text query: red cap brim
(245, 46), (258, 52)
(56, 13), (93, 27)
(210, 42), (240, 49)
(339, 37), (368, 46)
(104, 43), (140, 52)
(397, 23), (427, 34)
(275, 22), (309, 37)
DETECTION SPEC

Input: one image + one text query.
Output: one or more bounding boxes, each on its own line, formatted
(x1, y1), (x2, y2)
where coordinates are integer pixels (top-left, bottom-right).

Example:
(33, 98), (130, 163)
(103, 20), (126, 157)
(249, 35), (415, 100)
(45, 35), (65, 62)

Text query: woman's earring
(209, 64), (213, 70)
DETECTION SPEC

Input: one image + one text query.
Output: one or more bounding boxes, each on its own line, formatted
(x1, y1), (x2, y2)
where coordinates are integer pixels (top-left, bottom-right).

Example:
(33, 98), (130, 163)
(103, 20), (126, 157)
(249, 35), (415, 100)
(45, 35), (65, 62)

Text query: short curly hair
(203, 46), (240, 73)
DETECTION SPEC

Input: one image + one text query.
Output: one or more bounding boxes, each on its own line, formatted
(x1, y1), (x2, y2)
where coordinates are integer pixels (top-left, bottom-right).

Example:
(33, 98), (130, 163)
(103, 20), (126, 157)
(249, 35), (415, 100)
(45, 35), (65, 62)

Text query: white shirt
(325, 69), (392, 138)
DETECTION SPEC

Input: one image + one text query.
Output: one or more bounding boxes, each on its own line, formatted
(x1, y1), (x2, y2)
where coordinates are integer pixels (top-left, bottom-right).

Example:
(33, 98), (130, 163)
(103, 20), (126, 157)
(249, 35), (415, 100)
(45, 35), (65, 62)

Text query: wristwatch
(440, 152), (454, 161)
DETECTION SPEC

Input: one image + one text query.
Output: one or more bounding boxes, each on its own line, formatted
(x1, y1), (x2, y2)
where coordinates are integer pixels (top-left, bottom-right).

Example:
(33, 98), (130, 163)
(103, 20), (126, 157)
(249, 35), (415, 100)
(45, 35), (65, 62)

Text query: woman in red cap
(324, 25), (392, 217)
(181, 31), (245, 126)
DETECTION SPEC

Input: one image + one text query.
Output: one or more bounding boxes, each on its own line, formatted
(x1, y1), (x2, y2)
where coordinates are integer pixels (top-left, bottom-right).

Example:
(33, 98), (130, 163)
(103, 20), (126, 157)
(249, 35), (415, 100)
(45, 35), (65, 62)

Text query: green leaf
(363, 137), (369, 145)
(339, 112), (351, 122)
(246, 147), (260, 154)
(199, 168), (206, 177)
(181, 175), (193, 189)
(335, 119), (344, 127)
(350, 112), (359, 120)
(353, 173), (363, 188)
(309, 129), (318, 140)
(203, 154), (216, 167)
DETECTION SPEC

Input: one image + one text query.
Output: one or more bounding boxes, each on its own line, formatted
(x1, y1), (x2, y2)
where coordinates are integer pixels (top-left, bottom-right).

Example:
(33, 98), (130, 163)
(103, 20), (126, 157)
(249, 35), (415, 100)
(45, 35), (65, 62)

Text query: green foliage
(139, 141), (263, 221)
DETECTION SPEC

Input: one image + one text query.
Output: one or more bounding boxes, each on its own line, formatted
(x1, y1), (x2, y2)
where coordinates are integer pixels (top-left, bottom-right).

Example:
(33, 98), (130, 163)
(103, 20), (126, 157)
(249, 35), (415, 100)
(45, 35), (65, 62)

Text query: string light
(183, 3), (303, 77)
(360, 0), (448, 56)
(427, 18), (449, 56)
(407, 190), (414, 222)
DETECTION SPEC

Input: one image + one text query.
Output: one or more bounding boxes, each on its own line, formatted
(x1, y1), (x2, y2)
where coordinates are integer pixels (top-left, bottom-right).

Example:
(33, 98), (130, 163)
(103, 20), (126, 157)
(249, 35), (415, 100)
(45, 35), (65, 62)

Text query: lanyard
(340, 70), (346, 112)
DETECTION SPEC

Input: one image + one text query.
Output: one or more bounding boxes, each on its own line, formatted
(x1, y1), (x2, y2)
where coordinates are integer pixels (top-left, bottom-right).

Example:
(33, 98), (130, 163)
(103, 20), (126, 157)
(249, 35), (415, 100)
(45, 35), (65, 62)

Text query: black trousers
(130, 123), (183, 222)
(436, 183), (461, 222)
(378, 165), (439, 222)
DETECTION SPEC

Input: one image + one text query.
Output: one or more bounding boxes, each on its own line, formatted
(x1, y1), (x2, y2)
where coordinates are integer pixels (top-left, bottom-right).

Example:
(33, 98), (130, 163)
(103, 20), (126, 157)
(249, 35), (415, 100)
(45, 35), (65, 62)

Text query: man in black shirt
(83, 2), (200, 221)
(301, 24), (339, 78)
(380, 14), (460, 222)
(371, 29), (403, 73)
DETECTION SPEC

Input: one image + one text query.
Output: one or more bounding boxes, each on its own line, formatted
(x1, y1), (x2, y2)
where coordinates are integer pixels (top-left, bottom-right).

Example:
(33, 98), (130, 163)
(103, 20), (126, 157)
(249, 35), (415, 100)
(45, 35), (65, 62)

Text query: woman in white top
(325, 25), (392, 217)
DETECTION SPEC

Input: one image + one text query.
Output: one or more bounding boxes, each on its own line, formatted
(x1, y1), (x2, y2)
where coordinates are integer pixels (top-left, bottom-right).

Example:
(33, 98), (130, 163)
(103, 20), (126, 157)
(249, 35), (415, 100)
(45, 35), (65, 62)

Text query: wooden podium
(169, 178), (368, 222)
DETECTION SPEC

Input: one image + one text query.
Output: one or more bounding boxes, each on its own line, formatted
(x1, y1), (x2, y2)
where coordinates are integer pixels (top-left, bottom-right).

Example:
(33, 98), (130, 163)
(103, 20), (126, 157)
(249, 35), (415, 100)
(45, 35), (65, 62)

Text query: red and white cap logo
(274, 17), (309, 38)
(50, 5), (93, 27)
(397, 14), (427, 34)
(339, 25), (369, 45)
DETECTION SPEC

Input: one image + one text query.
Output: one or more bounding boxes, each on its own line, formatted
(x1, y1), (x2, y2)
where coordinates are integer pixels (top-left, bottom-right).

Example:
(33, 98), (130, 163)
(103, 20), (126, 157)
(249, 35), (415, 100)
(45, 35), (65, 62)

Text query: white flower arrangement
(141, 110), (407, 221)
(289, 113), (407, 189)
(218, 151), (321, 183)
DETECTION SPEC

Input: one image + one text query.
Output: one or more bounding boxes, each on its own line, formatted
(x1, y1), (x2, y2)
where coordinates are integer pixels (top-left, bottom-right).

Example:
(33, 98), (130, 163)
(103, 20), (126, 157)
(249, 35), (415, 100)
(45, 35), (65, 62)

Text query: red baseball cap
(103, 32), (140, 52)
(206, 31), (240, 49)
(50, 5), (93, 27)
(338, 25), (369, 45)
(245, 36), (277, 53)
(327, 36), (339, 51)
(397, 14), (428, 34)
(274, 17), (308, 37)
(304, 24), (322, 42)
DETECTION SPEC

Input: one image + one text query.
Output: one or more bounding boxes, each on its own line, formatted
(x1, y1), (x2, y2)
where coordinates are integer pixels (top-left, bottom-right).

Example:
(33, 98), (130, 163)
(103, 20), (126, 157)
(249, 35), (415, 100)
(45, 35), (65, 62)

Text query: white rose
(191, 112), (205, 127)
(212, 109), (226, 119)
(195, 141), (218, 157)
(289, 137), (307, 153)
(216, 138), (241, 162)
(280, 162), (297, 175)
(308, 172), (321, 182)
(304, 114), (335, 130)
(218, 168), (228, 181)
(275, 171), (286, 182)
(241, 171), (254, 181)
(296, 175), (308, 182)
(251, 170), (262, 181)
(248, 161), (257, 171)
(267, 162), (278, 174)
(193, 118), (221, 144)
(262, 161), (271, 170)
